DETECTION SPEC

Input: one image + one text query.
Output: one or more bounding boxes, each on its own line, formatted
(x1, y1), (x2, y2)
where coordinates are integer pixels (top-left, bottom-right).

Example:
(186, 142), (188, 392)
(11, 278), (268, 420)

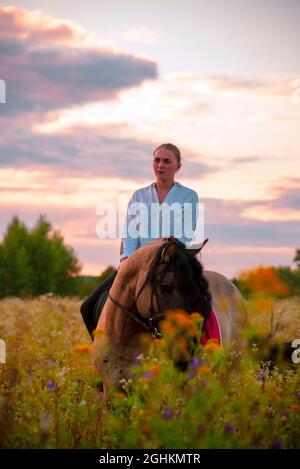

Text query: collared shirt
(120, 181), (199, 260)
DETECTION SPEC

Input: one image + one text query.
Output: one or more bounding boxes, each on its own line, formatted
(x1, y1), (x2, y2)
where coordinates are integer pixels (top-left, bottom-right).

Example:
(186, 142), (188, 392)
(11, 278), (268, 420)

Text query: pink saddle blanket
(200, 308), (221, 346)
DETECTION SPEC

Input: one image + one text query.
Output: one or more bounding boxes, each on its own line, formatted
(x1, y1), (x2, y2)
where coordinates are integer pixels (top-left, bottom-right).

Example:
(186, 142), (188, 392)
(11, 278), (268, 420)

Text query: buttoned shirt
(120, 181), (199, 260)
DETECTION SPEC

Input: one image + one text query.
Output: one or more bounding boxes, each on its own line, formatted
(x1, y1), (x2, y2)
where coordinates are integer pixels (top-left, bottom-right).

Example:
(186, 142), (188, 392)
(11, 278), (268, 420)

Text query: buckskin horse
(93, 238), (246, 400)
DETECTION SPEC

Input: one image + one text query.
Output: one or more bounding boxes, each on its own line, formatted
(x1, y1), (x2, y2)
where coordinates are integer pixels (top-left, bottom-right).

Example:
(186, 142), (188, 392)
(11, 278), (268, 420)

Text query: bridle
(108, 238), (209, 339)
(108, 259), (166, 339)
(108, 239), (180, 339)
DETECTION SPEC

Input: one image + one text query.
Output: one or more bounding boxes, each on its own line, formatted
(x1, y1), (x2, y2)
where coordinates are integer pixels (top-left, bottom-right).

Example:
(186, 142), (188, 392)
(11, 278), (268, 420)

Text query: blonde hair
(153, 143), (181, 164)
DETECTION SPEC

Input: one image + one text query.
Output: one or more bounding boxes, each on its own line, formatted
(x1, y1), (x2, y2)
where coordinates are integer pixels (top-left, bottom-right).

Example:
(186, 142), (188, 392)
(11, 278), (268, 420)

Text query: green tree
(0, 216), (33, 297)
(0, 215), (81, 297)
(277, 266), (300, 296)
(293, 248), (300, 269)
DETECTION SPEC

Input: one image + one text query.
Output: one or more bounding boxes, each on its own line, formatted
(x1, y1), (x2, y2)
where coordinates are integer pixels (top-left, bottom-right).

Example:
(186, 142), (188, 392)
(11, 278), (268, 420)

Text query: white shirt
(120, 181), (199, 260)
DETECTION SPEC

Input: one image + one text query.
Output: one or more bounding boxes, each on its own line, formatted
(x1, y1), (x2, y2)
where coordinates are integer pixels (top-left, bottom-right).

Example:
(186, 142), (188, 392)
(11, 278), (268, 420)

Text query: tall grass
(0, 294), (299, 448)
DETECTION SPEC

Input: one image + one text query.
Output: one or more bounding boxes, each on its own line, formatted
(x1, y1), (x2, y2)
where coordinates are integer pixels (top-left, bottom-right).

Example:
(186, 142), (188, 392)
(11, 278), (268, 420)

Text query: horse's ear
(160, 241), (177, 263)
(186, 238), (209, 256)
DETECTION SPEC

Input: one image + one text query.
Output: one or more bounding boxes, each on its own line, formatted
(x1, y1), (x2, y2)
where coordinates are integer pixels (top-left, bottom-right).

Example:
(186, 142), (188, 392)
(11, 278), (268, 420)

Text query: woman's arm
(119, 190), (140, 261)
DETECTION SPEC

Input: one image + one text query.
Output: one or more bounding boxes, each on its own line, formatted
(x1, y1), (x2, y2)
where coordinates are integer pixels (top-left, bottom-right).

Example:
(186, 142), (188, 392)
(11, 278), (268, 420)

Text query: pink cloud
(0, 6), (86, 44)
(0, 6), (158, 115)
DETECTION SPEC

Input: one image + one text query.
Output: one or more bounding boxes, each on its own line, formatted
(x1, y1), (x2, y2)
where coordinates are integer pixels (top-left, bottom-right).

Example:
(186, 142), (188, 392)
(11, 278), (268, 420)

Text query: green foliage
(293, 249), (300, 269)
(73, 267), (116, 299)
(277, 266), (300, 296)
(0, 215), (81, 298)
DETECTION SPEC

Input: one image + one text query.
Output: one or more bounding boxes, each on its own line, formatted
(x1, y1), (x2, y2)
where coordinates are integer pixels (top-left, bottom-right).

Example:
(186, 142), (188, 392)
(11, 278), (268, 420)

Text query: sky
(0, 0), (299, 277)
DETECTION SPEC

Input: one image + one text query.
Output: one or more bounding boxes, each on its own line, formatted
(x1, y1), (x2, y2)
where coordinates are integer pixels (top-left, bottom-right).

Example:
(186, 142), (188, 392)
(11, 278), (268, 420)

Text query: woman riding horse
(80, 142), (220, 343)
(93, 237), (246, 400)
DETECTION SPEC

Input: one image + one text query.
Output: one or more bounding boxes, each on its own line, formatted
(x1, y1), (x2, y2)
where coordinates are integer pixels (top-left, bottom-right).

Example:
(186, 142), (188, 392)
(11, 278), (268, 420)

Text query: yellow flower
(73, 343), (92, 354)
(198, 365), (212, 374)
(203, 339), (221, 352)
(93, 327), (105, 337)
(165, 309), (193, 326)
(149, 363), (161, 376)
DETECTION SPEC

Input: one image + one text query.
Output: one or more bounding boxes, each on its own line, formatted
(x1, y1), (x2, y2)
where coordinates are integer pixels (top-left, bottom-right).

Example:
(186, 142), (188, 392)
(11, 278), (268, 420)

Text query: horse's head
(133, 238), (212, 332)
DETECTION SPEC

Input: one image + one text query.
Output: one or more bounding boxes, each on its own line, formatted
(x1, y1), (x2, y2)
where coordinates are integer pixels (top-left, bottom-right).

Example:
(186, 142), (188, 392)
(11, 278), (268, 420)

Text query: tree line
(0, 215), (299, 299)
(0, 215), (82, 298)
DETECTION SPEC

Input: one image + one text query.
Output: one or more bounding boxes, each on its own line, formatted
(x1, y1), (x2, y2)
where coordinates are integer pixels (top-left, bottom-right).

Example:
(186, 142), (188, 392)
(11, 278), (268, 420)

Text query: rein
(108, 240), (178, 338)
(108, 270), (165, 338)
(108, 238), (209, 339)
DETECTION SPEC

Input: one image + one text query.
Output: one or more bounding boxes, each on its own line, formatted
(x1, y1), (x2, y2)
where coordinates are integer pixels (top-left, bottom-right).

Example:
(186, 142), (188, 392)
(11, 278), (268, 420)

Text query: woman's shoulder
(131, 182), (154, 199)
(175, 181), (199, 199)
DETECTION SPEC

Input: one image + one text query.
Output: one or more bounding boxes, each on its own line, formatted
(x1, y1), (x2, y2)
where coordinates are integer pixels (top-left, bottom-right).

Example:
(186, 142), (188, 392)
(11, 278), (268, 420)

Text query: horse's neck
(103, 271), (142, 344)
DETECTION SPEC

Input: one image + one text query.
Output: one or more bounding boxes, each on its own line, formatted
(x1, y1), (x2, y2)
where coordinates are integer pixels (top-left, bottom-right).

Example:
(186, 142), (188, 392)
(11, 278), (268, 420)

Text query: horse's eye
(160, 284), (172, 294)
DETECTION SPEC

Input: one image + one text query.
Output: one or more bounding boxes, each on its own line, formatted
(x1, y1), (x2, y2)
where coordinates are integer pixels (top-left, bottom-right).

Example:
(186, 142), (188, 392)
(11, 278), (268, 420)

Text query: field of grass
(0, 294), (299, 448)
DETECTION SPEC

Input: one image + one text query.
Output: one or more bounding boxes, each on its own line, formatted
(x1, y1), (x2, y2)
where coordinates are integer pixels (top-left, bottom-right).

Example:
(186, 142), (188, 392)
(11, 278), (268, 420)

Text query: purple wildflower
(273, 438), (282, 449)
(224, 423), (234, 434)
(296, 390), (300, 398)
(189, 356), (203, 369)
(257, 370), (265, 380)
(141, 371), (153, 379)
(187, 369), (197, 380)
(162, 408), (173, 420)
(46, 381), (56, 390)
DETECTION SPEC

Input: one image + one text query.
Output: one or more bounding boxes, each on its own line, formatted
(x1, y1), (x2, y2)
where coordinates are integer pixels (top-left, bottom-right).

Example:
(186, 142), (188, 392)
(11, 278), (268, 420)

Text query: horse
(93, 238), (247, 400)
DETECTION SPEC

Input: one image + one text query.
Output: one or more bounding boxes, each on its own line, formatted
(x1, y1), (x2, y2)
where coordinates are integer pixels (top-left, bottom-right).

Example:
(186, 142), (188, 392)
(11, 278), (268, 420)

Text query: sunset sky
(0, 0), (299, 277)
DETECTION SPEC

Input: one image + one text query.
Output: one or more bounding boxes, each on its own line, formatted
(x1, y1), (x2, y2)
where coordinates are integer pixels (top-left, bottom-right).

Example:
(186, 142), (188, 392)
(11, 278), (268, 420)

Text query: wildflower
(162, 408), (173, 420)
(187, 369), (197, 380)
(134, 354), (144, 364)
(46, 381), (56, 390)
(272, 438), (282, 449)
(73, 343), (92, 354)
(166, 309), (193, 326)
(203, 339), (221, 352)
(296, 390), (300, 399)
(141, 370), (153, 379)
(257, 370), (265, 380)
(149, 363), (161, 377)
(142, 424), (151, 436)
(198, 365), (212, 374)
(224, 423), (234, 434)
(189, 356), (203, 369)
(93, 327), (104, 337)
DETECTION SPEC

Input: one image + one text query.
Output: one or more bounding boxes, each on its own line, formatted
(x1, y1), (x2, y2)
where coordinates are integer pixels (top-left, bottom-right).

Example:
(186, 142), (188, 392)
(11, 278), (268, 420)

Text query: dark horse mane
(147, 238), (212, 321)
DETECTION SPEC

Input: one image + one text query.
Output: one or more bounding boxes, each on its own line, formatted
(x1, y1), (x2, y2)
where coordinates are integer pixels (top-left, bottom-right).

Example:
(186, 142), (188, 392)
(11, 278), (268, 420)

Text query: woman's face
(153, 147), (181, 182)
